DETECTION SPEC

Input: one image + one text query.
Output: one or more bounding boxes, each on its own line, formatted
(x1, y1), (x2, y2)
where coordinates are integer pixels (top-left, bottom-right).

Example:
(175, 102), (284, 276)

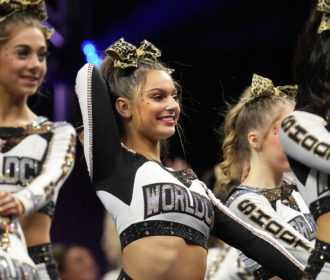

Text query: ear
(247, 131), (260, 149)
(115, 97), (132, 119)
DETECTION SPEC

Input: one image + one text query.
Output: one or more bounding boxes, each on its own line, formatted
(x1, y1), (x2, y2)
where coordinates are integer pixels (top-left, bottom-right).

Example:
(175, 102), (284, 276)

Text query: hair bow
(105, 38), (173, 72)
(317, 0), (330, 33)
(0, 0), (53, 38)
(241, 74), (297, 105)
(0, 0), (47, 22)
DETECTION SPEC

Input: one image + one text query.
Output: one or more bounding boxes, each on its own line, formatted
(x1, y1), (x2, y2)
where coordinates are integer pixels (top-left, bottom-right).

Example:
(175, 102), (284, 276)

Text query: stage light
(81, 40), (103, 67)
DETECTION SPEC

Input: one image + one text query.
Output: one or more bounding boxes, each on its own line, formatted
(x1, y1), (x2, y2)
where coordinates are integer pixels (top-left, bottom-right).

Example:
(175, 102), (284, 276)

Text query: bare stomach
(316, 212), (330, 244)
(123, 236), (207, 280)
(19, 212), (51, 247)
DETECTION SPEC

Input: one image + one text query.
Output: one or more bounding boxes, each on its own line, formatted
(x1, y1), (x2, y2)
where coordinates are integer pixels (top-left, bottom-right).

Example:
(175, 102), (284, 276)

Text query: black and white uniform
(204, 244), (253, 280)
(280, 111), (330, 279)
(75, 63), (304, 279)
(226, 183), (316, 279)
(0, 117), (76, 280)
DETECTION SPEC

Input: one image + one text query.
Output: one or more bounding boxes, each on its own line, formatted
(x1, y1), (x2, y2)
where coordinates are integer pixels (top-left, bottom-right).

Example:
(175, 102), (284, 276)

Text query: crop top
(226, 183), (316, 277)
(0, 117), (76, 217)
(279, 111), (330, 220)
(76, 63), (306, 279)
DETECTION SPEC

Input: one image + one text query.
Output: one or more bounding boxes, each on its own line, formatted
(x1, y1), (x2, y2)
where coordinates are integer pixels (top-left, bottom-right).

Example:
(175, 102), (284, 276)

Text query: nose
(27, 54), (42, 70)
(166, 95), (180, 113)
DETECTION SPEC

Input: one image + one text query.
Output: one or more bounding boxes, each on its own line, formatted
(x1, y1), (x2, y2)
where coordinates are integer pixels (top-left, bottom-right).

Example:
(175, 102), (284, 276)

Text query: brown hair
(100, 54), (183, 159)
(219, 86), (294, 193)
(0, 12), (48, 46)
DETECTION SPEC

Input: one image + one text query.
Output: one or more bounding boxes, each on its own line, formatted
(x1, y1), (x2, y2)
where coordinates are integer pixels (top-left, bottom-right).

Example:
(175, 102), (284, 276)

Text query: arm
(75, 63), (125, 184)
(13, 123), (76, 215)
(205, 188), (304, 279)
(279, 110), (330, 174)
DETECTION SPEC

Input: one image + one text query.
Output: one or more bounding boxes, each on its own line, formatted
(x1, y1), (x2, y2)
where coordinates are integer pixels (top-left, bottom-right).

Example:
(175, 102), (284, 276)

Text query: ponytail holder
(317, 0), (330, 33)
(105, 38), (174, 73)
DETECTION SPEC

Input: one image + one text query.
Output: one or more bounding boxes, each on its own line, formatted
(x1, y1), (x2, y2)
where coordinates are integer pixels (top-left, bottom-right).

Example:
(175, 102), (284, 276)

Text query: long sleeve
(13, 123), (76, 215)
(205, 188), (304, 279)
(75, 63), (128, 185)
(227, 192), (313, 270)
(279, 111), (330, 174)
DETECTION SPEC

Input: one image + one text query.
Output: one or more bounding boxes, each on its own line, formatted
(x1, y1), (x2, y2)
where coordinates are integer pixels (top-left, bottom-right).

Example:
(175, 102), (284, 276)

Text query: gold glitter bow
(0, 0), (53, 38)
(105, 38), (173, 73)
(317, 0), (330, 33)
(241, 74), (297, 105)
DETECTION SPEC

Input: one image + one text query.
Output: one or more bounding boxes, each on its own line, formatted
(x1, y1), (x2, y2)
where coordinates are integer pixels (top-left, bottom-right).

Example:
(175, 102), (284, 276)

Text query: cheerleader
(279, 1), (330, 278)
(0, 1), (76, 279)
(218, 74), (316, 279)
(75, 38), (304, 280)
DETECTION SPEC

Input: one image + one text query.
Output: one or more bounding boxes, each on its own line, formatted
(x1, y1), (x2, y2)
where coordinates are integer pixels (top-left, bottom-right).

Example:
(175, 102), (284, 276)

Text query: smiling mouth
(158, 116), (176, 124)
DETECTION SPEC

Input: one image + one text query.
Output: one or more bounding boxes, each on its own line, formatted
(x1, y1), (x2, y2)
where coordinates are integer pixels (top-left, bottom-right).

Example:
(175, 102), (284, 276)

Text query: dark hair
(293, 4), (330, 118)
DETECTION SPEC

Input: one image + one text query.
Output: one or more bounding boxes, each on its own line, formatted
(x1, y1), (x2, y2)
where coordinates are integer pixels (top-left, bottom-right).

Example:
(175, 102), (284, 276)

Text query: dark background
(30, 0), (313, 275)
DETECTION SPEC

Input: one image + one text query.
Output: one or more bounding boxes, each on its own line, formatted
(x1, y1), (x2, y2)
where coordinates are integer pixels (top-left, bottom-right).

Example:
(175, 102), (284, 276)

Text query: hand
(0, 191), (24, 216)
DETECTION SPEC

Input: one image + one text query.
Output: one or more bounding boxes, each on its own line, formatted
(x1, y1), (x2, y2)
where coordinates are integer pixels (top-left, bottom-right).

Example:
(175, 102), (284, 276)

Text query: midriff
(123, 235), (207, 280)
(316, 212), (330, 244)
(19, 212), (51, 247)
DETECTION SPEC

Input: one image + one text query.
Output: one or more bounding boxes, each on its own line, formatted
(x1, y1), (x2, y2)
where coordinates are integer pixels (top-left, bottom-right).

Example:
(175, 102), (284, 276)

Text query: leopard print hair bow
(0, 0), (53, 38)
(317, 0), (330, 33)
(241, 74), (297, 105)
(105, 38), (173, 73)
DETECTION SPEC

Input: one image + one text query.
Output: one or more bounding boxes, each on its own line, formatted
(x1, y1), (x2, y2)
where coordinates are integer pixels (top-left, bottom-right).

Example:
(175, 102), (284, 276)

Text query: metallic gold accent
(318, 0), (330, 33)
(0, 0), (53, 38)
(105, 38), (173, 73)
(241, 74), (298, 106)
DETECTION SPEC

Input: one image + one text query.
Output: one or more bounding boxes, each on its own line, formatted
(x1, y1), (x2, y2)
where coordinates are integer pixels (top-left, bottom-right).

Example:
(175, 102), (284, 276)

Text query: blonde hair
(219, 86), (294, 192)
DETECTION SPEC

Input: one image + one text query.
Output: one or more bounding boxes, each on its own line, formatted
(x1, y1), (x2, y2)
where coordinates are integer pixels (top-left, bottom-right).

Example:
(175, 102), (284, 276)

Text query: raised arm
(75, 63), (124, 184)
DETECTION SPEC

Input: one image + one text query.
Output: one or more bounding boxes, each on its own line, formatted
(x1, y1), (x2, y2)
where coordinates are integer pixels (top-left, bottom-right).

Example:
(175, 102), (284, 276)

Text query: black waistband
(120, 220), (208, 250)
(28, 243), (54, 264)
(310, 196), (330, 221)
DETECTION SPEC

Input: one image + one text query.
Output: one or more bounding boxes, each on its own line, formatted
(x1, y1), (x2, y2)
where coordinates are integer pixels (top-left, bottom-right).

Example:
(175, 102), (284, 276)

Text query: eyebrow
(147, 88), (177, 93)
(14, 44), (47, 50)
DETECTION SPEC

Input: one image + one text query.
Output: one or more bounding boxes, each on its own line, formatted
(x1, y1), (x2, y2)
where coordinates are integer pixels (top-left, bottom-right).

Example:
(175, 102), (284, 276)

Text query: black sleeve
(75, 63), (129, 185)
(212, 206), (303, 279)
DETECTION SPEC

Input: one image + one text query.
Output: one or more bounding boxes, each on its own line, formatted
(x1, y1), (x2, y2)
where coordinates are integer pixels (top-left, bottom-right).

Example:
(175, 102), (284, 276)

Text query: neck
(242, 154), (283, 189)
(123, 136), (161, 162)
(0, 92), (36, 127)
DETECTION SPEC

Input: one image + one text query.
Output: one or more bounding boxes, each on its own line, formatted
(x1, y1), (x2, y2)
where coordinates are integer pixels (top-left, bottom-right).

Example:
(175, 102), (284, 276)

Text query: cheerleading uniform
(204, 244), (253, 280)
(280, 111), (330, 279)
(75, 63), (304, 279)
(226, 183), (316, 279)
(0, 117), (76, 280)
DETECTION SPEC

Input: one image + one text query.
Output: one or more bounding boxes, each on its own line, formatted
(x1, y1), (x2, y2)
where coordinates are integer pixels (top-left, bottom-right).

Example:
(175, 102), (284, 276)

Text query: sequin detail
(304, 239), (330, 279)
(309, 196), (330, 221)
(253, 267), (275, 280)
(120, 220), (208, 250)
(28, 243), (54, 265)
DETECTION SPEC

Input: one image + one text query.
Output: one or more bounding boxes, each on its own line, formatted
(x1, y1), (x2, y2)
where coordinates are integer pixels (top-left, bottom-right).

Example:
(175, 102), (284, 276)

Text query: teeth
(162, 117), (174, 121)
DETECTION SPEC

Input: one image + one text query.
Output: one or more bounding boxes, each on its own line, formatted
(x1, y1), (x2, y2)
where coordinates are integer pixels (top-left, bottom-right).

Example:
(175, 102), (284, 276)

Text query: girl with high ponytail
(220, 74), (316, 279)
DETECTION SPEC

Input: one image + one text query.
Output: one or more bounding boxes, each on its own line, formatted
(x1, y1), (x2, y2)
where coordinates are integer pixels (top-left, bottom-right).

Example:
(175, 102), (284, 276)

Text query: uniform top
(75, 63), (214, 250)
(279, 110), (330, 220)
(0, 116), (76, 217)
(226, 183), (316, 274)
(76, 63), (306, 279)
